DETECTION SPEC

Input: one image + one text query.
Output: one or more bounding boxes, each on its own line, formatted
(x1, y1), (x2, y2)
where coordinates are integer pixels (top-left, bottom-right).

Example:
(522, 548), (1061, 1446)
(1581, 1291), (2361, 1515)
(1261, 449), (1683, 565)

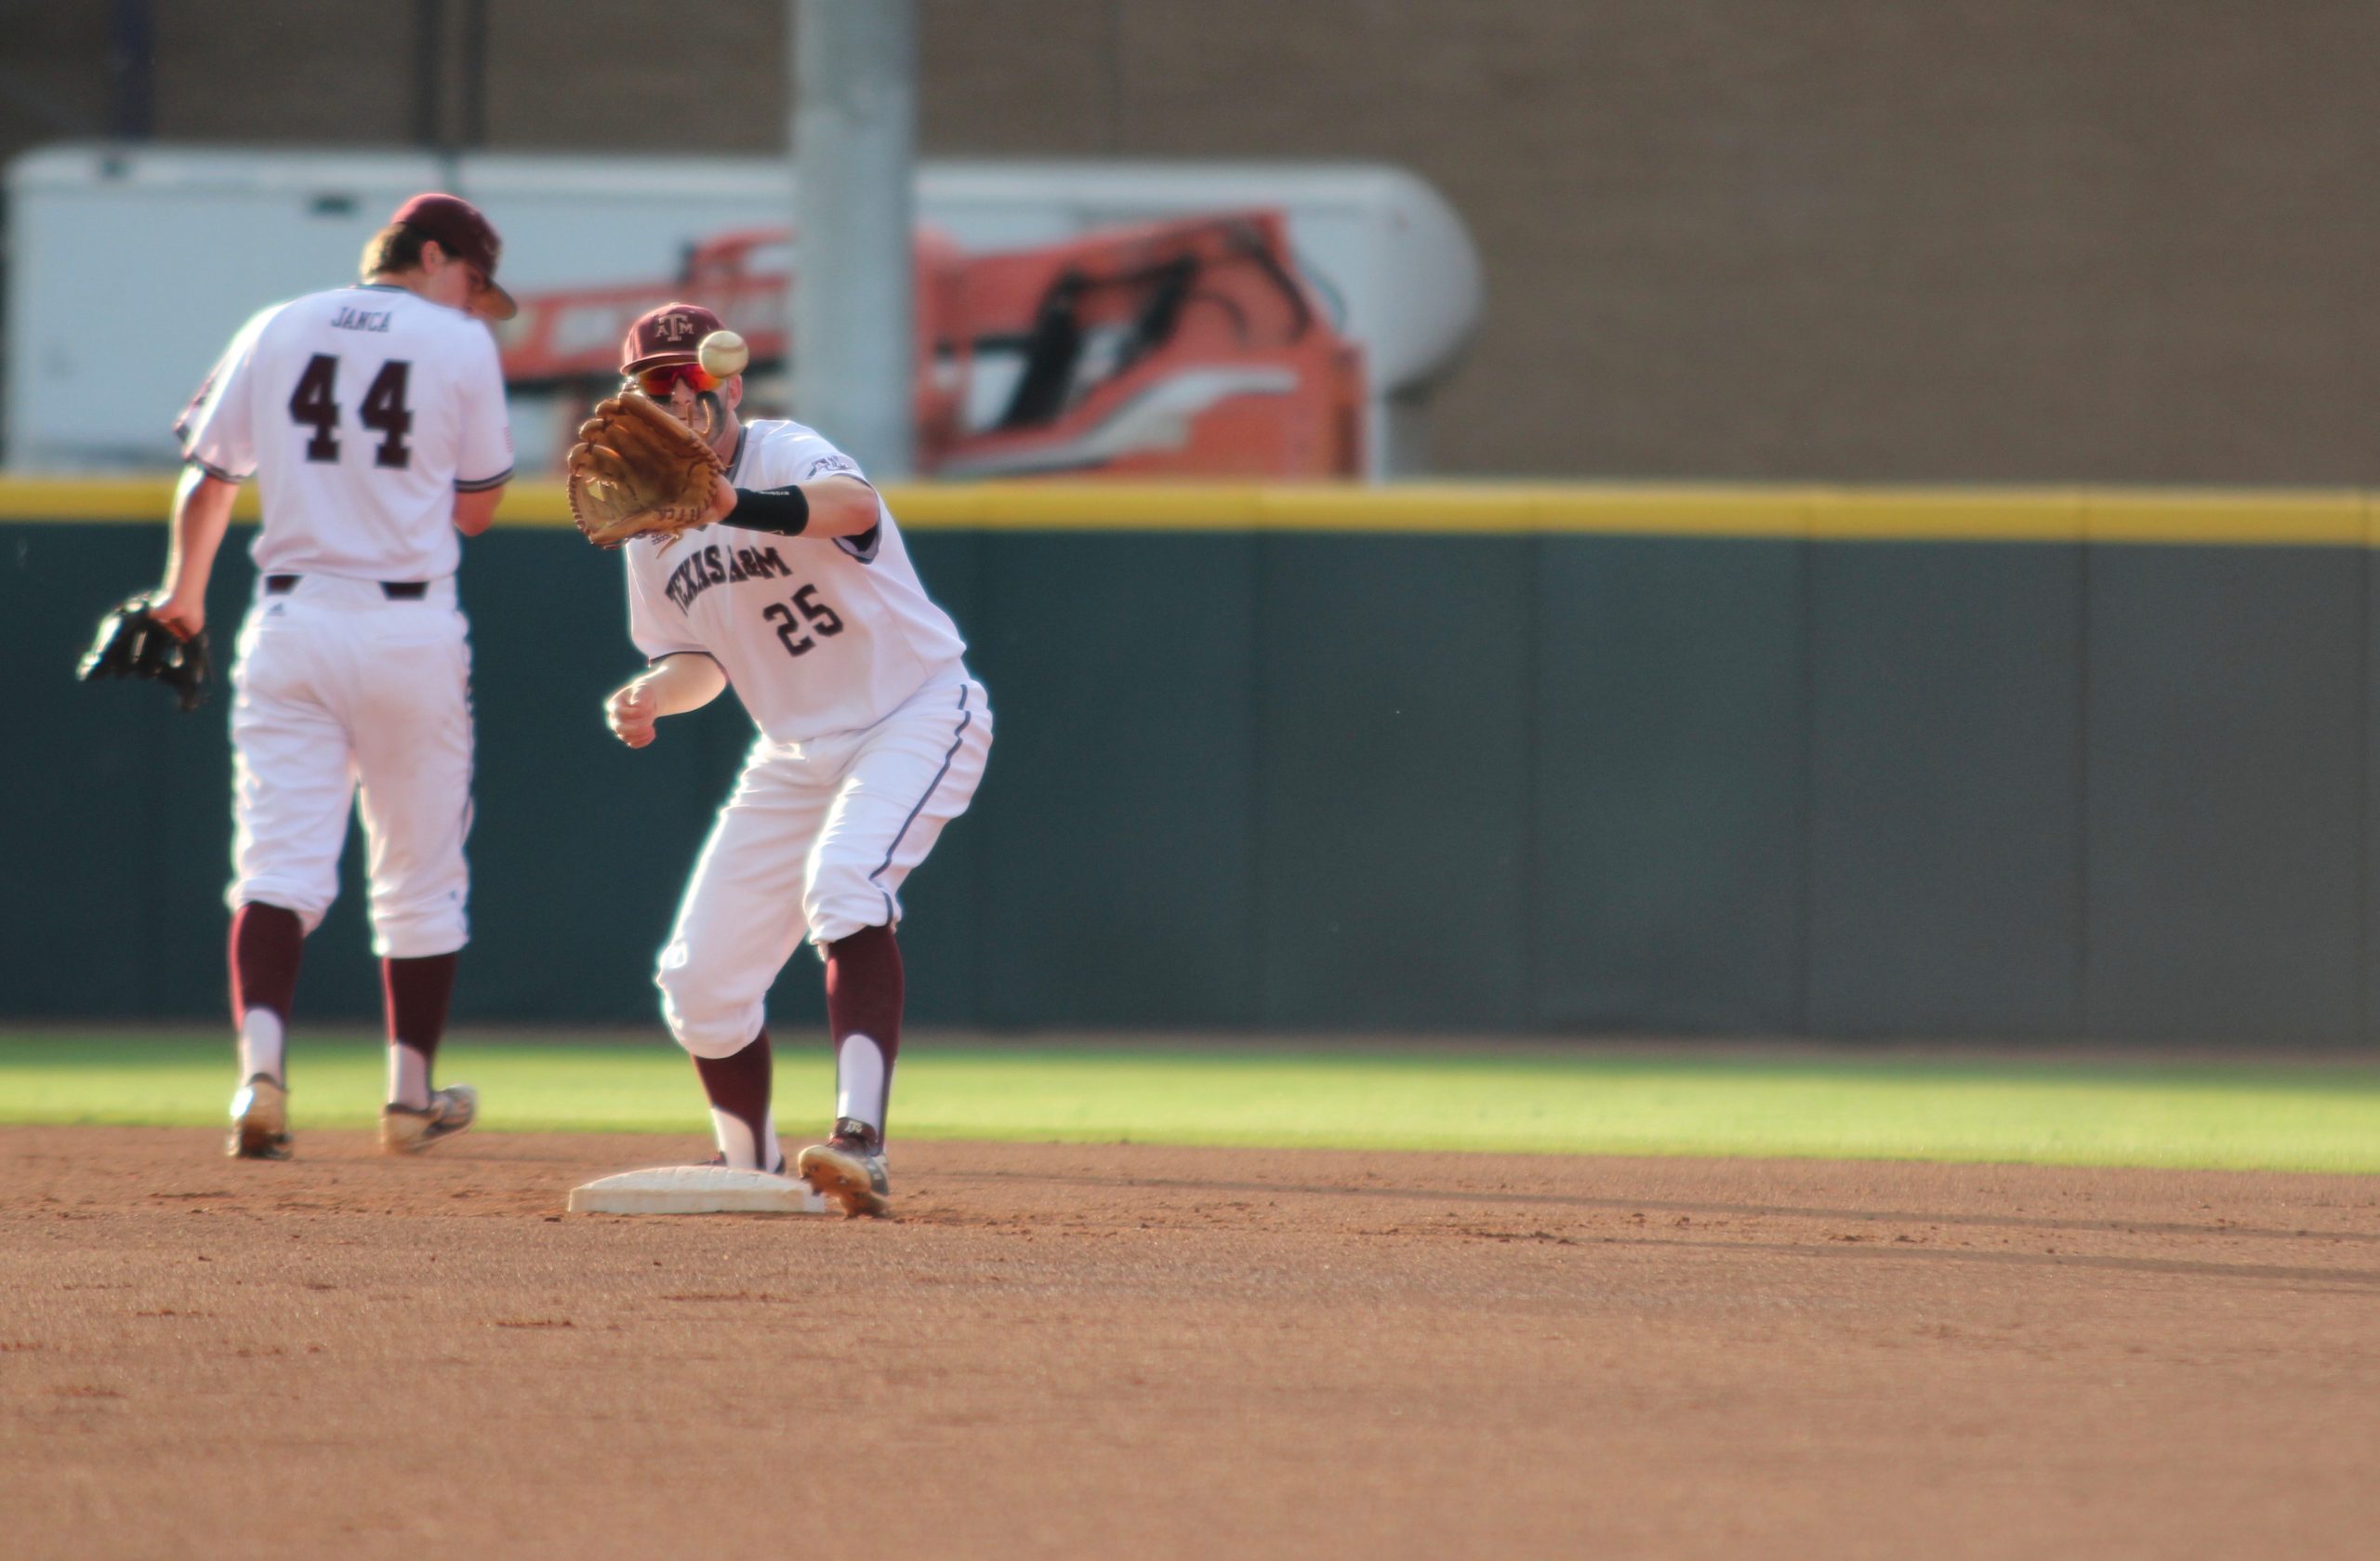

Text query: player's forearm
(633, 652), (730, 715)
(607, 651), (726, 748)
(713, 474), (879, 539)
(161, 468), (240, 599)
(452, 483), (506, 536)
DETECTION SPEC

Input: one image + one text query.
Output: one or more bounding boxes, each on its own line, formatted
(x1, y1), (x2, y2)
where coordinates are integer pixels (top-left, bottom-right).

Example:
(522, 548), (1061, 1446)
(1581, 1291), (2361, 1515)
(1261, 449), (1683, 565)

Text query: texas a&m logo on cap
(621, 302), (725, 374)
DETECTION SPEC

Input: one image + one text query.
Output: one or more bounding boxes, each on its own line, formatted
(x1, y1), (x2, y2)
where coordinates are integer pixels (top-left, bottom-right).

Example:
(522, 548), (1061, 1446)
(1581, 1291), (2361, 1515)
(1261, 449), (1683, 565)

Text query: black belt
(264, 574), (428, 601)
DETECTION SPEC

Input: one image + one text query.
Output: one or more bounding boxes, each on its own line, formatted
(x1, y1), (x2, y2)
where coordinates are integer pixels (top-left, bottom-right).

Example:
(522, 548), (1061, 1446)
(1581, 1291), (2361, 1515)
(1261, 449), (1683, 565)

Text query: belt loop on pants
(262, 575), (428, 601)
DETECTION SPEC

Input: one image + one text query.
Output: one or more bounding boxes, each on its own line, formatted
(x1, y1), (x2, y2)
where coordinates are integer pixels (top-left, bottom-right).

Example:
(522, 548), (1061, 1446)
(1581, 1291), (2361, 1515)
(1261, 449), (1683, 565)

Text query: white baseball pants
(226, 575), (474, 959)
(658, 677), (990, 1058)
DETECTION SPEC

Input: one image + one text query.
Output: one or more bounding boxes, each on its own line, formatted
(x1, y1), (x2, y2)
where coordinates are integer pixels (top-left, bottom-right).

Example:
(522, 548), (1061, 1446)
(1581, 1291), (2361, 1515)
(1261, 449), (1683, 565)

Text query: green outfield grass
(5, 1028), (2380, 1172)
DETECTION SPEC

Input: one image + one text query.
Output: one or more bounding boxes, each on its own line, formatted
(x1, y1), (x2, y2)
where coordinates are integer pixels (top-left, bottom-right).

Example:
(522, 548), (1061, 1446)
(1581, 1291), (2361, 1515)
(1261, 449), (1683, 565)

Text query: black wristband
(728, 484), (810, 536)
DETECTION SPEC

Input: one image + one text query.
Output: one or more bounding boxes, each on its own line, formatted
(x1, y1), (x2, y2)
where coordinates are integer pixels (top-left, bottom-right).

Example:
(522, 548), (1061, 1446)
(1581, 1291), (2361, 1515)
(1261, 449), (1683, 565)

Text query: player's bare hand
(606, 680), (659, 748)
(151, 588), (205, 641)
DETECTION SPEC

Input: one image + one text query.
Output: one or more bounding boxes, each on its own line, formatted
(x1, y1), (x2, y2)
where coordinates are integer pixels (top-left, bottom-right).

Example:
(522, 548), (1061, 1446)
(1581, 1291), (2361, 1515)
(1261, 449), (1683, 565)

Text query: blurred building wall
(5, 2), (2375, 482)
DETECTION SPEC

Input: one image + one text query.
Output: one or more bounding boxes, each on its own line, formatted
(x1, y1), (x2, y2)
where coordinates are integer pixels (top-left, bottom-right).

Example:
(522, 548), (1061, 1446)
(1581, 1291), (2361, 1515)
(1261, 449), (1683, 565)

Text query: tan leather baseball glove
(565, 392), (725, 549)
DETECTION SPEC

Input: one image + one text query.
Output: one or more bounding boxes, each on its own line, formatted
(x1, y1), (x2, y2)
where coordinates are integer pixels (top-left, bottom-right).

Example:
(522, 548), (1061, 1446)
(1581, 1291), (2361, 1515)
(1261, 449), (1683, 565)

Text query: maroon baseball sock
(825, 925), (903, 1137)
(381, 952), (458, 1110)
(693, 1030), (781, 1171)
(230, 903), (304, 1086)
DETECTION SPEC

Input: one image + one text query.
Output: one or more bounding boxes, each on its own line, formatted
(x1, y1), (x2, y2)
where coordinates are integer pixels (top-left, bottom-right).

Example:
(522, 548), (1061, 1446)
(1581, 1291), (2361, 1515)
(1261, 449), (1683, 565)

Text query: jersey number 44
(289, 353), (414, 469)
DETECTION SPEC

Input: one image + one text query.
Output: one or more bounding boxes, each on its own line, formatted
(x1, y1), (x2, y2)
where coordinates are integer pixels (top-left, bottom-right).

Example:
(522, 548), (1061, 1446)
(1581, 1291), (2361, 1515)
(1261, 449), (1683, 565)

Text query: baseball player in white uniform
(600, 302), (989, 1217)
(152, 192), (516, 1160)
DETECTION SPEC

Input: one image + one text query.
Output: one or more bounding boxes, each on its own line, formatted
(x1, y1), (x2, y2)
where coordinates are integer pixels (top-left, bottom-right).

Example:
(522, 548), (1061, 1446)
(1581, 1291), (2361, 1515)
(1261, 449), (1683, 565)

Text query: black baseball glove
(76, 595), (210, 712)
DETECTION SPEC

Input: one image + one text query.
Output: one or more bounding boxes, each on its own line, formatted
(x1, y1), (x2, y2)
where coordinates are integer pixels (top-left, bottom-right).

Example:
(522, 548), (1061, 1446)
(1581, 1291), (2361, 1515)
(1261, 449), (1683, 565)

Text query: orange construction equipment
(498, 210), (1363, 478)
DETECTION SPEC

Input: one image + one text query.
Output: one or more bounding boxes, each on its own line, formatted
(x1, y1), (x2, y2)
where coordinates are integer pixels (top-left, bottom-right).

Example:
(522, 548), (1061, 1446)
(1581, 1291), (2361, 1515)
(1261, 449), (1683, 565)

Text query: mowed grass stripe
(6, 1031), (2379, 1173)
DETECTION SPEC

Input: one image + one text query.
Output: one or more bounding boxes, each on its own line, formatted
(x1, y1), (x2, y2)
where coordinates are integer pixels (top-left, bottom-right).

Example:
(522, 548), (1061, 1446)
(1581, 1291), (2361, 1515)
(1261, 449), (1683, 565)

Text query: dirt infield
(4, 1126), (2376, 1560)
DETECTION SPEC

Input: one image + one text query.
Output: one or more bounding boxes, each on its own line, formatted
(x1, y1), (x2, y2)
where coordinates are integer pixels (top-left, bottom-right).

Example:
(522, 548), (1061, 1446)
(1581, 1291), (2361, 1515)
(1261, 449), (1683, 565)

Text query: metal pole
(791, 0), (917, 478)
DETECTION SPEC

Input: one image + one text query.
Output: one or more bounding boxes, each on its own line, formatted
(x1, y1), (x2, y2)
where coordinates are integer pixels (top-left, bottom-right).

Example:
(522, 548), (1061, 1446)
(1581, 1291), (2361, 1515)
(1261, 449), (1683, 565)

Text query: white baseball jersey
(178, 284), (512, 582)
(623, 417), (969, 742)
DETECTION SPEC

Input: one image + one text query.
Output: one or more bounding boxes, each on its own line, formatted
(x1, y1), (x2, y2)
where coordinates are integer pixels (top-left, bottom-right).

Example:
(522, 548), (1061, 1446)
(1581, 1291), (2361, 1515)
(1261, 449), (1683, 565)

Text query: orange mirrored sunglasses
(636, 364), (721, 399)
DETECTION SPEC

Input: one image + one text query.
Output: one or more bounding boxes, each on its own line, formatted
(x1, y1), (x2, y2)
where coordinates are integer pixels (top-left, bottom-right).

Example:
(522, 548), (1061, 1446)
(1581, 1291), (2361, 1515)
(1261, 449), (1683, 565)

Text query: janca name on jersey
(662, 539), (799, 612)
(330, 306), (394, 333)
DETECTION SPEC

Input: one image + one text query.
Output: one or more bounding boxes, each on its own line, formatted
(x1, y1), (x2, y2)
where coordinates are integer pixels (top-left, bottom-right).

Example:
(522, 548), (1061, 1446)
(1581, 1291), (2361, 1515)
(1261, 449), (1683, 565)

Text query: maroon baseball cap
(390, 192), (516, 321)
(621, 302), (725, 375)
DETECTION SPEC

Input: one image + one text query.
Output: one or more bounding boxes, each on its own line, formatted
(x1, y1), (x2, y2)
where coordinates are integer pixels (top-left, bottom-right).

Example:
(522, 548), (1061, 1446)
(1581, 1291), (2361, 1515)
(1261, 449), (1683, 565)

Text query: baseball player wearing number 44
(153, 192), (517, 1161)
(597, 302), (989, 1218)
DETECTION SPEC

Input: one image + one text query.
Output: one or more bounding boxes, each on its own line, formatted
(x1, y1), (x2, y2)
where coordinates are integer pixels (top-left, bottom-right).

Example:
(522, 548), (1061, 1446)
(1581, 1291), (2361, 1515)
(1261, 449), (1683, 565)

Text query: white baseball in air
(698, 330), (749, 379)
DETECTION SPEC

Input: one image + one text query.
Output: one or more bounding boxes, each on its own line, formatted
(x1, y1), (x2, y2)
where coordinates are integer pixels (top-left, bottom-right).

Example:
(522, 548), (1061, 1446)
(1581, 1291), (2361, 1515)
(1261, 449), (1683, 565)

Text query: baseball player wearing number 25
(154, 193), (517, 1160)
(601, 303), (990, 1218)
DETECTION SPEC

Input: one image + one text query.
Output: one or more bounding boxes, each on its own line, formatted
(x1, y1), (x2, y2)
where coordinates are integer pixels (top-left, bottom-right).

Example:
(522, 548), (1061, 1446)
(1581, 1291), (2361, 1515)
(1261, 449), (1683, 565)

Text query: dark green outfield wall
(7, 520), (2373, 1045)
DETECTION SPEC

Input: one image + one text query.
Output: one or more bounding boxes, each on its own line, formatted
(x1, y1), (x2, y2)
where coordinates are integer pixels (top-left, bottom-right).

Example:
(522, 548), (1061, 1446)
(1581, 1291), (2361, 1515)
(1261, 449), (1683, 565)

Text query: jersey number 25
(761, 585), (846, 657)
(289, 353), (414, 470)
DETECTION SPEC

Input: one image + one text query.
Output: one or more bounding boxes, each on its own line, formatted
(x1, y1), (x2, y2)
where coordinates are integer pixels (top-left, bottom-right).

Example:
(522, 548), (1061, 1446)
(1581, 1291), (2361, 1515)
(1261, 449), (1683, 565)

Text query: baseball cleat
(795, 1118), (891, 1218)
(227, 1075), (292, 1160)
(379, 1084), (479, 1154)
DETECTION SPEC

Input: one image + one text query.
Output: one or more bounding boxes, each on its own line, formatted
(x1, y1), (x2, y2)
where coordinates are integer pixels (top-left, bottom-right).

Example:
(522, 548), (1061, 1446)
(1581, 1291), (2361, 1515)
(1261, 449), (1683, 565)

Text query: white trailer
(5, 146), (1481, 477)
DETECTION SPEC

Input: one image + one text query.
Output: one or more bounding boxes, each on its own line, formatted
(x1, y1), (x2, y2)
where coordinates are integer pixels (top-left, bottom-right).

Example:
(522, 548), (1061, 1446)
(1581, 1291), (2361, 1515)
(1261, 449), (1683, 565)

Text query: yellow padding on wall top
(0, 477), (2371, 545)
